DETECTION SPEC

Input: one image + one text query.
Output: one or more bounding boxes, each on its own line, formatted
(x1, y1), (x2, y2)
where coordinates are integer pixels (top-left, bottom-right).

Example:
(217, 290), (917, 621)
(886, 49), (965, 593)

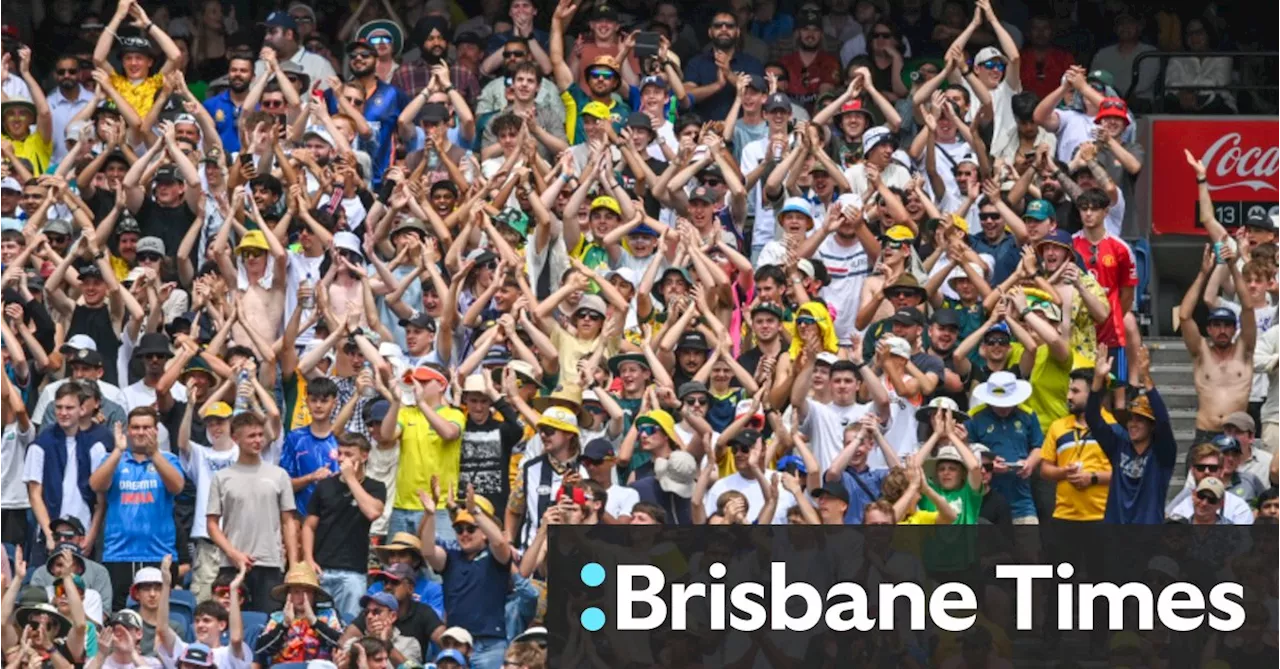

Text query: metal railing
(1126, 50), (1278, 113)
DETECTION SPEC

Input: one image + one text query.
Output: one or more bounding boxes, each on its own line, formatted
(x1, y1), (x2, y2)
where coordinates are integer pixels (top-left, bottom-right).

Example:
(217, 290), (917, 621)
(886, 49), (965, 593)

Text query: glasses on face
(884, 241), (907, 251)
(46, 234), (69, 244)
(871, 32), (893, 39)
(1195, 492), (1220, 504)
(137, 252), (162, 263)
(979, 212), (1002, 221)
(796, 316), (817, 326)
(701, 178), (723, 187)
(538, 426), (558, 439)
(53, 583), (84, 598)
(587, 68), (616, 80)
(291, 14), (314, 23)
(979, 59), (1006, 72)
(454, 524), (479, 534)
(885, 289), (914, 301)
(1100, 99), (1125, 111)
(637, 424), (659, 436)
(260, 99), (285, 109)
(576, 311), (605, 322)
(54, 530), (79, 541)
(684, 395), (708, 407)
(983, 337), (1010, 347)
(56, 68), (79, 75)
(350, 51), (375, 61)
(368, 35), (392, 45)
(241, 249), (267, 259)
(342, 96), (365, 108)
(504, 49), (528, 58)
(144, 352), (169, 361)
(711, 21), (737, 29)
(1193, 462), (1220, 472)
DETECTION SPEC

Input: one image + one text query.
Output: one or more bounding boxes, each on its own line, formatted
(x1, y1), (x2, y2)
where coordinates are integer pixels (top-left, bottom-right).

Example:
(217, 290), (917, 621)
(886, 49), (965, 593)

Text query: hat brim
(914, 406), (970, 424)
(607, 354), (650, 376)
(270, 581), (333, 604)
(2, 101), (36, 117)
(133, 347), (174, 359)
(972, 381), (1032, 408)
(530, 396), (591, 426)
(372, 542), (424, 561)
(358, 20), (404, 55)
(17, 606), (72, 637)
(536, 415), (580, 435)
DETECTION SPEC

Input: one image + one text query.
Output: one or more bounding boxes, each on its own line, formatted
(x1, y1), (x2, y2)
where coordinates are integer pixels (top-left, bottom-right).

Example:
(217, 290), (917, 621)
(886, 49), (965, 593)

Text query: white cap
(441, 626), (474, 646)
(974, 46), (1005, 63)
(836, 192), (864, 211)
(65, 120), (90, 141)
(862, 125), (895, 154)
(605, 266), (639, 287)
(0, 177), (20, 192)
(881, 335), (912, 358)
(377, 342), (404, 361)
(302, 125), (336, 147)
(62, 334), (98, 352)
(333, 231), (364, 260)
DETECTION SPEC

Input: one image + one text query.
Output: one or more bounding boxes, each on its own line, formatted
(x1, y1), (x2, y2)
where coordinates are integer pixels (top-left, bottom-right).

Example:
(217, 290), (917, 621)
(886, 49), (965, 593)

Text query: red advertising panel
(1150, 118), (1279, 235)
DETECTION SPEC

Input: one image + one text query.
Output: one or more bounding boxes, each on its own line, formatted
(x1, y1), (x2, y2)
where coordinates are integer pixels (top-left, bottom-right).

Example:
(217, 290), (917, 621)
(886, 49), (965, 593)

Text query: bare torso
(235, 282), (284, 357)
(1193, 342), (1251, 430)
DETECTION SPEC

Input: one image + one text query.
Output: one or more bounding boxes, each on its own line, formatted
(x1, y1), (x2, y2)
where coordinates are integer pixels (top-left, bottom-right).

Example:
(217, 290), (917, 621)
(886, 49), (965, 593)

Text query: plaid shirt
(333, 375), (369, 440)
(392, 60), (481, 106)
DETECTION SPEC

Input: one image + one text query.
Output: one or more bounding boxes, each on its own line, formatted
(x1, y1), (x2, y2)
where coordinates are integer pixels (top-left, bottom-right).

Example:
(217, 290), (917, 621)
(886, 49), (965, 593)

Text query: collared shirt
(391, 60), (480, 102)
(202, 90), (243, 154)
(1040, 412), (1114, 521)
(967, 407), (1044, 520)
(969, 230), (1021, 286)
(475, 76), (565, 129)
(48, 85), (94, 162)
(684, 49), (765, 120)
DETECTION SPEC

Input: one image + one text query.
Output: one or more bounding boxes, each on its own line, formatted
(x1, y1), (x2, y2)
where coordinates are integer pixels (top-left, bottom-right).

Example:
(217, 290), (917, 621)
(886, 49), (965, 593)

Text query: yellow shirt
(900, 510), (941, 525)
(109, 255), (131, 281)
(109, 73), (165, 117)
(1013, 342), (1075, 437)
(7, 131), (52, 176)
(1040, 412), (1114, 521)
(1069, 274), (1109, 362)
(392, 405), (466, 510)
(550, 325), (616, 386)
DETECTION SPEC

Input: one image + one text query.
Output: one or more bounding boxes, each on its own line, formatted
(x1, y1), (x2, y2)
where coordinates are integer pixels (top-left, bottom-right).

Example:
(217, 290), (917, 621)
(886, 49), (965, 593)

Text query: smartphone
(634, 31), (661, 62)
(238, 153), (254, 168)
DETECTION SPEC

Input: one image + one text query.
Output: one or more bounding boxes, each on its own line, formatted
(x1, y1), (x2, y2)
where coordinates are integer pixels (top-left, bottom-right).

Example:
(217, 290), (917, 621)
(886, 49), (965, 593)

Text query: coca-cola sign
(1150, 118), (1279, 235)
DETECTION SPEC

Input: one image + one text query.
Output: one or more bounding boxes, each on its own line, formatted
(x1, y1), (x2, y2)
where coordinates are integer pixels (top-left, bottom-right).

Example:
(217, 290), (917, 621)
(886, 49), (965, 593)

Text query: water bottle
(299, 273), (315, 309)
(234, 369), (251, 414)
(361, 362), (377, 400)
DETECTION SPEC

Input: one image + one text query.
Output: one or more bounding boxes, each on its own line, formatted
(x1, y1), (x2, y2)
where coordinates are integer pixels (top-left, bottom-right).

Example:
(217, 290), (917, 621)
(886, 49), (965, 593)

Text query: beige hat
(441, 626), (474, 646)
(462, 374), (487, 396)
(1195, 477), (1226, 502)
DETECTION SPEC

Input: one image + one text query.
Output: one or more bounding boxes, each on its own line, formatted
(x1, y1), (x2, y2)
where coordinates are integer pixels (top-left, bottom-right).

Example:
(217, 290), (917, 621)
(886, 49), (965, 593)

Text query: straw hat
(373, 532), (425, 563)
(531, 386), (590, 426)
(270, 563), (332, 603)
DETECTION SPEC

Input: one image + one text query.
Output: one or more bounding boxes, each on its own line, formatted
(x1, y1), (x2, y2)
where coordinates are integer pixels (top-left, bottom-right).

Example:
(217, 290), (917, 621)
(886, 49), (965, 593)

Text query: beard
(58, 78), (79, 93)
(711, 35), (736, 50)
(424, 45), (447, 64)
(228, 78), (250, 93)
(350, 61), (376, 77)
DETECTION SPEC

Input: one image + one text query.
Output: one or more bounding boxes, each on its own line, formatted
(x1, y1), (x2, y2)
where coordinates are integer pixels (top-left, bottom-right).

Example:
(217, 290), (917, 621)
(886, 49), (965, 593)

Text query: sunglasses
(56, 68), (79, 75)
(796, 316), (818, 326)
(983, 337), (1011, 346)
(144, 352), (169, 360)
(1193, 463), (1220, 472)
(241, 249), (267, 258)
(683, 396), (708, 406)
(885, 289), (917, 300)
(53, 583), (84, 598)
(701, 178), (723, 187)
(291, 14), (315, 23)
(454, 524), (479, 534)
(1195, 492), (1220, 503)
(576, 311), (605, 322)
(504, 50), (528, 58)
(46, 233), (69, 244)
(54, 530), (79, 540)
(587, 68), (616, 80)
(260, 99), (285, 109)
(538, 426), (559, 438)
(711, 21), (737, 28)
(344, 96), (366, 107)
(350, 51), (375, 60)
(1100, 99), (1126, 111)
(979, 59), (1006, 72)
(637, 424), (659, 436)
(137, 252), (163, 262)
(883, 240), (907, 250)
(979, 212), (1002, 220)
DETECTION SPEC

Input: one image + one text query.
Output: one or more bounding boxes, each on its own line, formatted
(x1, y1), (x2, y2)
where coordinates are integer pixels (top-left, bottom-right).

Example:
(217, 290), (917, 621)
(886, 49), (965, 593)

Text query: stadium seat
(1129, 238), (1153, 333)
(240, 610), (270, 650)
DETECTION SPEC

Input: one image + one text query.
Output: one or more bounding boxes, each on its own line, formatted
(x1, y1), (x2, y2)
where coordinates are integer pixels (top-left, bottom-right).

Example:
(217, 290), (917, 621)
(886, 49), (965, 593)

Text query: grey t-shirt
(206, 460), (296, 568)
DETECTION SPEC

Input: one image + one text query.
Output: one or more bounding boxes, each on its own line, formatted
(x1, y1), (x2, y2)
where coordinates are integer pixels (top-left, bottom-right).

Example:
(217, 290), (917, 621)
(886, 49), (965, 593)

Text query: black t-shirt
(86, 189), (115, 227)
(619, 156), (668, 219)
(307, 475), (387, 572)
(927, 348), (969, 411)
(68, 303), (120, 385)
(460, 401), (525, 519)
(136, 197), (196, 262)
(353, 600), (443, 653)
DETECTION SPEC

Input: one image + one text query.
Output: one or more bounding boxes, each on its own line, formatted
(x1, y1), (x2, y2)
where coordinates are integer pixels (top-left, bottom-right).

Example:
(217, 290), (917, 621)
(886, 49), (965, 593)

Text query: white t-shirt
(799, 398), (879, 472)
(842, 162), (910, 202)
(22, 436), (108, 529)
(674, 423), (721, 472)
(285, 251), (326, 348)
(604, 483), (640, 519)
(1053, 108), (1098, 165)
(703, 472), (796, 524)
(2, 423), (33, 509)
(920, 138), (973, 203)
(161, 637), (253, 669)
(972, 79), (1017, 160)
(873, 388), (922, 470)
(32, 380), (128, 427)
(45, 584), (103, 625)
(817, 234), (872, 344)
(181, 443), (240, 541)
(740, 136), (782, 249)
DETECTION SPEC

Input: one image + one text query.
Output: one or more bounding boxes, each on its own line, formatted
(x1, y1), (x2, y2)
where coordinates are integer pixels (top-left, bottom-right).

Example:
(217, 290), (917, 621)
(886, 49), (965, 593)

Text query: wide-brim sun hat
(270, 563), (333, 603)
(972, 371), (1032, 408)
(357, 19), (404, 56)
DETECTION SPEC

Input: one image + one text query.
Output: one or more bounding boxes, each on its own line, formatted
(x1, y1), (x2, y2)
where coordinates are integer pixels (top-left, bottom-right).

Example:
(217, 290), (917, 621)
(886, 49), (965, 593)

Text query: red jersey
(1073, 232), (1137, 348)
(780, 51), (841, 107)
(1021, 48), (1074, 101)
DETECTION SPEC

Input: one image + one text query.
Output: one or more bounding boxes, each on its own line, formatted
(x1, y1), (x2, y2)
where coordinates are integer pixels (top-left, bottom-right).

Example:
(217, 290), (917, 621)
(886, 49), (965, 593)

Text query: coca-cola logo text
(1200, 133), (1278, 193)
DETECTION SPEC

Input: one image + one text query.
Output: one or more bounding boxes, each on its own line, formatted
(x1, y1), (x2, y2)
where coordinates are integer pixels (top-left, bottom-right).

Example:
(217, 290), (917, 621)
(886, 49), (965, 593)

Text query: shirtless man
(213, 216), (288, 360)
(1180, 244), (1256, 442)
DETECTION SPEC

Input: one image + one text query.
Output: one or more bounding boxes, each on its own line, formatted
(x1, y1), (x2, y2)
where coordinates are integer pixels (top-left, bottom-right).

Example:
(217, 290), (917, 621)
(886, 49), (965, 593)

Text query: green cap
(1023, 199), (1056, 222)
(495, 207), (529, 237)
(1086, 69), (1115, 89)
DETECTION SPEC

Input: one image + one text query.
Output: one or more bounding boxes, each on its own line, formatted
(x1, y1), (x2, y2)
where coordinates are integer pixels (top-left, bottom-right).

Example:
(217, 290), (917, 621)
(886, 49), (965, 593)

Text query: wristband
(1090, 472), (1098, 485)
(1020, 306), (1034, 318)
(143, 22), (154, 32)
(1196, 177), (1207, 184)
(443, 85), (455, 93)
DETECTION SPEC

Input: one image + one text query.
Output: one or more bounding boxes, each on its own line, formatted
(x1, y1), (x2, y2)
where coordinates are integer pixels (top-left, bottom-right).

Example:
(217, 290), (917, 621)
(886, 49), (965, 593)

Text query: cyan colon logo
(580, 563), (607, 631)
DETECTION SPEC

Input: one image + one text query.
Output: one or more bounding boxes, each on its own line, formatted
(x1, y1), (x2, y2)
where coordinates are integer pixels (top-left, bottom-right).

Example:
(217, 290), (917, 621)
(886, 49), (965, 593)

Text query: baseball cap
(1222, 411), (1256, 433)
(812, 479), (850, 504)
(861, 125), (896, 154)
(61, 334), (98, 353)
(179, 643), (215, 668)
(43, 219), (73, 236)
(370, 562), (417, 582)
(260, 10), (299, 31)
(1207, 307), (1238, 325)
(795, 9), (821, 29)
(201, 402), (233, 419)
(689, 186), (717, 203)
(136, 237), (165, 256)
(441, 627), (474, 646)
(399, 311), (438, 332)
(581, 101), (612, 120)
(154, 165), (182, 183)
(930, 309), (961, 327)
(974, 46), (1005, 63)
(1023, 198), (1056, 221)
(1211, 434), (1241, 453)
(108, 610), (144, 631)
(639, 75), (668, 90)
(589, 3), (619, 21)
(418, 103), (449, 124)
(434, 649), (469, 667)
(132, 567), (163, 587)
(68, 348), (104, 368)
(1195, 476), (1226, 501)
(359, 591), (399, 611)
(763, 93), (791, 112)
(676, 331), (709, 351)
(590, 195), (621, 215)
(626, 113), (653, 132)
(1244, 210), (1278, 231)
(1086, 69), (1115, 89)
(889, 308), (924, 327)
(582, 438), (616, 461)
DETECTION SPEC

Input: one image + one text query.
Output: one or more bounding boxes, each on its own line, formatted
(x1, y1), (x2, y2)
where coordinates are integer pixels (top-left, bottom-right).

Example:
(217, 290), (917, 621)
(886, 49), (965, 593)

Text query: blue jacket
(33, 422), (111, 520)
(628, 477), (692, 525)
(1086, 389), (1176, 524)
